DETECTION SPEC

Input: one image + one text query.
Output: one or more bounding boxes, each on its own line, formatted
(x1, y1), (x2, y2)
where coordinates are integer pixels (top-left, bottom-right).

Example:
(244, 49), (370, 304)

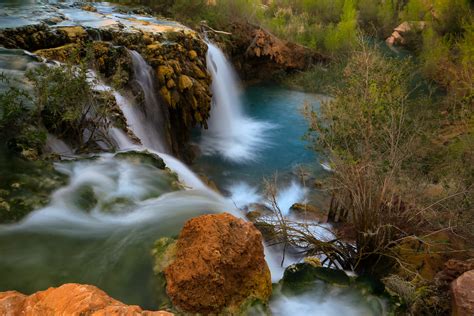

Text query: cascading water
(129, 50), (169, 153)
(0, 54), (237, 308)
(200, 43), (273, 162)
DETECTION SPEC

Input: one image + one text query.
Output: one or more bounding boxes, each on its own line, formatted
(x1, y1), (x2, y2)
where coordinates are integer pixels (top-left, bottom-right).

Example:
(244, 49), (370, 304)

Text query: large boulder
(154, 213), (272, 314)
(0, 283), (172, 316)
(451, 270), (474, 316)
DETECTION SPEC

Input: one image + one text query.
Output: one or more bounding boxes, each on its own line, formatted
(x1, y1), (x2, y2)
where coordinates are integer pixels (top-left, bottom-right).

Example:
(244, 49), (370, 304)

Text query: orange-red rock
(451, 270), (474, 316)
(0, 284), (173, 316)
(224, 22), (328, 81)
(163, 213), (272, 314)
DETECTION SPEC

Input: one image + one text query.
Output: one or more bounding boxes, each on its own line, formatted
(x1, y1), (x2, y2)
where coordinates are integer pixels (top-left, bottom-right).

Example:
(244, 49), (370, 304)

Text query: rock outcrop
(210, 22), (328, 81)
(451, 270), (474, 316)
(386, 21), (427, 47)
(0, 283), (173, 316)
(153, 213), (272, 314)
(0, 4), (212, 161)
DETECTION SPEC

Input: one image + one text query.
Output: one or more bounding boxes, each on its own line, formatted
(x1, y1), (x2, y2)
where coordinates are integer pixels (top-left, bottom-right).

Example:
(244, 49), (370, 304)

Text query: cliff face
(207, 22), (329, 82)
(0, 4), (212, 160)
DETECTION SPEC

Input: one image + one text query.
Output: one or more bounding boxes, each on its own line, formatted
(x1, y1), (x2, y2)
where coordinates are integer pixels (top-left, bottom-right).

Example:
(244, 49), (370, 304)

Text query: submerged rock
(290, 202), (326, 221)
(115, 150), (166, 170)
(282, 263), (351, 293)
(0, 283), (173, 315)
(153, 213), (272, 314)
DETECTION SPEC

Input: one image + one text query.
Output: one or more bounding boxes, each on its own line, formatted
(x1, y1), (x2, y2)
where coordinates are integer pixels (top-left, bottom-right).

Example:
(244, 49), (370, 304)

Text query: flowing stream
(0, 3), (386, 315)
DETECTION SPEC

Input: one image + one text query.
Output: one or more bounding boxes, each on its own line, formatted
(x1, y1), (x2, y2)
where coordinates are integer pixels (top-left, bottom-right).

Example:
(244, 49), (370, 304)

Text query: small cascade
(45, 134), (73, 156)
(201, 43), (273, 162)
(111, 90), (211, 192)
(129, 50), (169, 153)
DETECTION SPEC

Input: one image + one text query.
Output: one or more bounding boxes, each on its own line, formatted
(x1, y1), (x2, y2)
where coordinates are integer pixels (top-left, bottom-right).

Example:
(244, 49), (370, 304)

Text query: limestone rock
(290, 203), (326, 221)
(157, 65), (174, 85)
(282, 263), (351, 292)
(386, 21), (427, 47)
(0, 284), (172, 316)
(221, 22), (328, 80)
(178, 75), (193, 91)
(0, 5), (213, 161)
(187, 50), (198, 60)
(451, 270), (474, 316)
(81, 4), (97, 12)
(159, 213), (272, 314)
(58, 26), (88, 42)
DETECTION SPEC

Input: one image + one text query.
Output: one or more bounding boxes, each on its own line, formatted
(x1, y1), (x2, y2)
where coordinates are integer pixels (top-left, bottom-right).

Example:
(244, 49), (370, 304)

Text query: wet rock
(282, 263), (351, 294)
(451, 270), (474, 316)
(157, 65), (174, 85)
(245, 203), (273, 221)
(57, 26), (88, 42)
(35, 43), (82, 63)
(81, 5), (97, 12)
(0, 9), (213, 162)
(290, 203), (325, 221)
(154, 213), (272, 314)
(187, 50), (197, 60)
(114, 150), (166, 169)
(0, 284), (172, 315)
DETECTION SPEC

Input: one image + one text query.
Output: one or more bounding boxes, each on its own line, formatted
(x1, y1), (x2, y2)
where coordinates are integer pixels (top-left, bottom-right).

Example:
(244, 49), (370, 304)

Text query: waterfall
(129, 50), (169, 153)
(112, 92), (213, 192)
(45, 134), (73, 156)
(201, 43), (273, 162)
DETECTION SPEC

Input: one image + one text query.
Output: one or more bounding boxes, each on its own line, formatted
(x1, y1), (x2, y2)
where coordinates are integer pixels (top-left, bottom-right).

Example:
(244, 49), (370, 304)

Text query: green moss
(281, 263), (351, 294)
(72, 185), (98, 212)
(0, 149), (68, 223)
(151, 237), (177, 311)
(151, 237), (177, 274)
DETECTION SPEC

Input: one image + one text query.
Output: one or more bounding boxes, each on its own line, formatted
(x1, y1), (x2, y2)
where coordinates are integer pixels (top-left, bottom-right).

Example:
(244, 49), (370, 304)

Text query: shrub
(26, 63), (114, 151)
(0, 73), (45, 156)
(303, 40), (430, 274)
(400, 0), (430, 22)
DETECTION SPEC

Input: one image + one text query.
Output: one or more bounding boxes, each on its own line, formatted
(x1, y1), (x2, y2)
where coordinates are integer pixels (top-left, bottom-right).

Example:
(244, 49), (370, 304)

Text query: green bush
(400, 0), (429, 21)
(323, 0), (358, 53)
(0, 73), (45, 157)
(27, 64), (114, 151)
(432, 0), (470, 35)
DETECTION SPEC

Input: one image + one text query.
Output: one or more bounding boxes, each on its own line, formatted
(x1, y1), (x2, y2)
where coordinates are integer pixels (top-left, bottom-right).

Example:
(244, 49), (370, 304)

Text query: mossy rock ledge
(0, 9), (212, 161)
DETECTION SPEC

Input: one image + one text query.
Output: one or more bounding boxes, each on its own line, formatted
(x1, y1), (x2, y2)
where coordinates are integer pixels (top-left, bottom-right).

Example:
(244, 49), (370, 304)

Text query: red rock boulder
(161, 213), (272, 314)
(0, 283), (173, 316)
(451, 270), (474, 316)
